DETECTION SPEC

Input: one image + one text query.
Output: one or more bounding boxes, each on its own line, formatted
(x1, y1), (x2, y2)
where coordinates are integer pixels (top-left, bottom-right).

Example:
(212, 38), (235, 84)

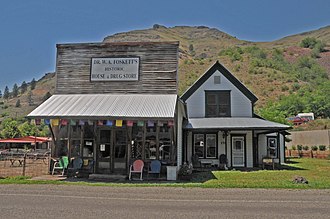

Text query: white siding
(258, 134), (267, 164)
(186, 70), (252, 118)
(176, 104), (184, 166)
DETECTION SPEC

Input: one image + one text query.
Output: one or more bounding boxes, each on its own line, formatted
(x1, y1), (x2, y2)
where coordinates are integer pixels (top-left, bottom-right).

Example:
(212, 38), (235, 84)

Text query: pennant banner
(61, 119), (68, 126)
(35, 119), (41, 126)
(51, 119), (59, 126)
(137, 121), (144, 127)
(126, 120), (133, 127)
(106, 120), (113, 126)
(44, 119), (50, 125)
(116, 120), (123, 127)
(147, 120), (154, 127)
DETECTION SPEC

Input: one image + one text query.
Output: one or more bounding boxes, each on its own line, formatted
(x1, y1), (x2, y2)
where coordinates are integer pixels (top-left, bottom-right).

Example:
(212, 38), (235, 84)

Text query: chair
(191, 154), (201, 170)
(129, 159), (144, 180)
(67, 157), (83, 177)
(219, 154), (228, 170)
(52, 156), (69, 175)
(148, 160), (161, 178)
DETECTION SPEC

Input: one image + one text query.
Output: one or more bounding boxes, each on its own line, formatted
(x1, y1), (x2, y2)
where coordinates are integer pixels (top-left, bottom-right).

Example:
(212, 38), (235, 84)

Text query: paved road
(0, 185), (329, 218)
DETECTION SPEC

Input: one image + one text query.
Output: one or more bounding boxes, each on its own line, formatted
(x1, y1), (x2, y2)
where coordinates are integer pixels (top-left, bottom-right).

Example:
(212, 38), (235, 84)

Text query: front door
(96, 129), (127, 174)
(113, 129), (127, 174)
(232, 136), (245, 167)
(97, 129), (111, 174)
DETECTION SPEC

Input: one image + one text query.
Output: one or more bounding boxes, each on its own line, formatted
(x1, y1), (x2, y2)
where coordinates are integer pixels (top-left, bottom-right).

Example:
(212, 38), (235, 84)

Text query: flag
(79, 120), (85, 126)
(35, 119), (41, 126)
(61, 119), (68, 126)
(44, 119), (50, 125)
(51, 119), (59, 126)
(168, 120), (174, 127)
(106, 120), (113, 126)
(116, 120), (123, 127)
(70, 120), (77, 126)
(137, 121), (144, 127)
(147, 120), (154, 127)
(126, 120), (133, 127)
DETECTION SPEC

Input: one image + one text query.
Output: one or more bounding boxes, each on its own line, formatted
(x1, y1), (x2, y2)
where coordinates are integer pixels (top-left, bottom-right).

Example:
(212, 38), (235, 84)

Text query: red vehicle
(287, 116), (309, 125)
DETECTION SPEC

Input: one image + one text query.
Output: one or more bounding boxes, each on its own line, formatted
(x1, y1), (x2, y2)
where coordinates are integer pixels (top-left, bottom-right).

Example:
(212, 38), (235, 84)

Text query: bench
(262, 158), (279, 170)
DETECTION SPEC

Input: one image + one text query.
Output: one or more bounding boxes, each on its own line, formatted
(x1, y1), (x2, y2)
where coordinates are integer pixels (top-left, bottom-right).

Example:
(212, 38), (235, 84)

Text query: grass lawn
(205, 158), (330, 189)
(0, 158), (329, 189)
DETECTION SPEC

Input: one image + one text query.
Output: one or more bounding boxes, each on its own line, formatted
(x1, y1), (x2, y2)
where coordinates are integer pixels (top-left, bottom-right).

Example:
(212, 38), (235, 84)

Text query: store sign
(91, 57), (139, 81)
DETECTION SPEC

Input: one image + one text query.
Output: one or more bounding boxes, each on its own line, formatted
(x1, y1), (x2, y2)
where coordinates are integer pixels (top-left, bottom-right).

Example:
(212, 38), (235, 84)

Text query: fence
(0, 150), (50, 178)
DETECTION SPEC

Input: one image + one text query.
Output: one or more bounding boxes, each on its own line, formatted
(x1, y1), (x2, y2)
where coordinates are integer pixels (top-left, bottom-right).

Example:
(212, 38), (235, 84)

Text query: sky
(0, 0), (329, 92)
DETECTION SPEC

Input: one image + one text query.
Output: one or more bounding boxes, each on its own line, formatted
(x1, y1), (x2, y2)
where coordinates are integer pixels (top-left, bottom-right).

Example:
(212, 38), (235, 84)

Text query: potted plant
(178, 163), (193, 181)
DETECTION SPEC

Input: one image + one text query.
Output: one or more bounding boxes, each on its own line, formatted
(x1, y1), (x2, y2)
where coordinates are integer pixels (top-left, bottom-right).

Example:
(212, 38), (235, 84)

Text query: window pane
(207, 94), (216, 104)
(206, 134), (216, 158)
(194, 134), (204, 158)
(207, 105), (217, 116)
(218, 105), (230, 116)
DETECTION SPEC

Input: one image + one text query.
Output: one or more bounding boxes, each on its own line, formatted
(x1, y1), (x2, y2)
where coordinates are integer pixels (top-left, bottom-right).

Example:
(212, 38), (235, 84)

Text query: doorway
(232, 136), (245, 167)
(96, 129), (127, 174)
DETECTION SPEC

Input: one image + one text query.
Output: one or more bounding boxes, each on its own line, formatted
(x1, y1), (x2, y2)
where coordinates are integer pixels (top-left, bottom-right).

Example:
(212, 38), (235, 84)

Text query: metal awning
(184, 117), (290, 130)
(27, 94), (178, 119)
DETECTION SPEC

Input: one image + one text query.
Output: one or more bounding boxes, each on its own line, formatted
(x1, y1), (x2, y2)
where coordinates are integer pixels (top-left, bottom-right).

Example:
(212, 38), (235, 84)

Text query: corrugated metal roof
(185, 118), (290, 130)
(27, 94), (177, 119)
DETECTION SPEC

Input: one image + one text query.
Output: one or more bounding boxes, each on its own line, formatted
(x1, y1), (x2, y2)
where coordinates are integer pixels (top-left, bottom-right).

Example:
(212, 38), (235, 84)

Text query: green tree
(0, 90), (2, 98)
(12, 83), (19, 97)
(27, 90), (33, 106)
(0, 118), (20, 138)
(21, 81), (27, 94)
(15, 99), (21, 107)
(42, 92), (52, 101)
(300, 37), (318, 48)
(18, 121), (38, 137)
(3, 86), (9, 100)
(30, 78), (36, 90)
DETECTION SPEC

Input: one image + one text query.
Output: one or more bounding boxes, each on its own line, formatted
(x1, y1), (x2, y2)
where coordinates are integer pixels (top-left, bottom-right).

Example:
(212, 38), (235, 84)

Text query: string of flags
(31, 119), (175, 127)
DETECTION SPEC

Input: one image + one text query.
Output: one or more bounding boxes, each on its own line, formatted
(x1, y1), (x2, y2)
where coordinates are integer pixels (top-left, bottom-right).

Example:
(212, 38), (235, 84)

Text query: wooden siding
(55, 42), (178, 94)
(186, 70), (252, 118)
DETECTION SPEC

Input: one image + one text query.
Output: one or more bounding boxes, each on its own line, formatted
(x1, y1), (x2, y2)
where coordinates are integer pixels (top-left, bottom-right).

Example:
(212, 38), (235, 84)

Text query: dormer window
(205, 91), (231, 117)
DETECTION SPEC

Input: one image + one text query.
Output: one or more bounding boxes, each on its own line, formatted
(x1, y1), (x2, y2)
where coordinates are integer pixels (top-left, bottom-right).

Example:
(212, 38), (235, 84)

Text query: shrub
(311, 146), (318, 151)
(297, 145), (303, 151)
(291, 145), (296, 150)
(319, 145), (326, 151)
(302, 146), (309, 151)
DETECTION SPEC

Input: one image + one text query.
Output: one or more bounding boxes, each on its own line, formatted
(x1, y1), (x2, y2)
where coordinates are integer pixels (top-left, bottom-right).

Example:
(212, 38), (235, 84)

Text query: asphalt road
(0, 185), (329, 219)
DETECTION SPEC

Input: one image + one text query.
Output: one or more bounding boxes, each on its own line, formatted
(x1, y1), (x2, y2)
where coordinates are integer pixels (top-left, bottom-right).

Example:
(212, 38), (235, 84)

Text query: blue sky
(0, 0), (329, 92)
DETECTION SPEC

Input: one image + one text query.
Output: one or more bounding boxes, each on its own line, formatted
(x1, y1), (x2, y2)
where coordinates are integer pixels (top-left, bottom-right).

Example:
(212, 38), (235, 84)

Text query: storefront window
(145, 124), (157, 159)
(83, 125), (94, 158)
(206, 134), (216, 158)
(194, 133), (217, 159)
(159, 124), (171, 161)
(194, 134), (204, 158)
(132, 125), (143, 159)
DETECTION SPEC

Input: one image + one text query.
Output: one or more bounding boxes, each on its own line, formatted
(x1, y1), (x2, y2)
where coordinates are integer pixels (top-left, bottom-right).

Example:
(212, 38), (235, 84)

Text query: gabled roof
(181, 61), (258, 103)
(27, 94), (178, 120)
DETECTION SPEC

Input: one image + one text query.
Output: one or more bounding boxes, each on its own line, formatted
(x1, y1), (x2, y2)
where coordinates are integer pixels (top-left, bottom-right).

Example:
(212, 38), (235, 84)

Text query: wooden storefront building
(28, 42), (185, 175)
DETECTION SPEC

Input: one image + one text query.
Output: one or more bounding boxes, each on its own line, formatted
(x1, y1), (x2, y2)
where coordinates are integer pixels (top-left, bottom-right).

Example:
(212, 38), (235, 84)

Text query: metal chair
(148, 160), (161, 178)
(129, 159), (144, 180)
(52, 156), (69, 175)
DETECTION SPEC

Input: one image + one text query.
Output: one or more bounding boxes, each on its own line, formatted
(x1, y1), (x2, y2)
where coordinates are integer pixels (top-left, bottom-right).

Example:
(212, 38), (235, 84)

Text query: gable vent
(214, 76), (221, 84)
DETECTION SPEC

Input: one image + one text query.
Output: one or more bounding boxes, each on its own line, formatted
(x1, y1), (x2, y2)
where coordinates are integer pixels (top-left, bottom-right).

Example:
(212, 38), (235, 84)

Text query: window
(193, 133), (217, 159)
(205, 91), (231, 117)
(214, 76), (221, 84)
(267, 137), (277, 158)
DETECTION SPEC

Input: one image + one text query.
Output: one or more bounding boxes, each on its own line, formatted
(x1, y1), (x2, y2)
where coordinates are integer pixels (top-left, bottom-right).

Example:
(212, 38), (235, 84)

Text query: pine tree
(12, 83), (19, 97)
(3, 86), (9, 100)
(0, 90), (2, 98)
(21, 81), (27, 94)
(15, 99), (21, 107)
(27, 90), (33, 106)
(30, 78), (36, 90)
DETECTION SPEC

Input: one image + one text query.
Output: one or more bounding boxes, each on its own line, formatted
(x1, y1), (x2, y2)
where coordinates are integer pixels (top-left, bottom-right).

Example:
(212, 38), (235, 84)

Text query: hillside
(0, 25), (329, 124)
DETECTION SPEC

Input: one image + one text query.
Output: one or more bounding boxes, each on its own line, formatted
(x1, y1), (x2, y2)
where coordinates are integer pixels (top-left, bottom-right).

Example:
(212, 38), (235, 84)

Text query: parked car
(287, 116), (309, 125)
